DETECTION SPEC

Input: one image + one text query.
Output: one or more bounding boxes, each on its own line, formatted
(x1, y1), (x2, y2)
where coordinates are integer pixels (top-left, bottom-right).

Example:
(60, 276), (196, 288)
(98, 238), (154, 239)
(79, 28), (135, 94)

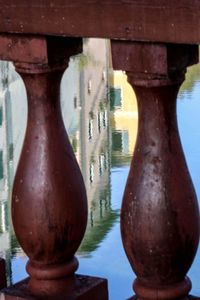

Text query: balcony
(0, 1), (200, 299)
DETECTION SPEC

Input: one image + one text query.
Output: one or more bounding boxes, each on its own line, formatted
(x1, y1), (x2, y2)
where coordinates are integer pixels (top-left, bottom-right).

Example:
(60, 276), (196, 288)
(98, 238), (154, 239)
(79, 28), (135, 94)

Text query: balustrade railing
(0, 1), (200, 299)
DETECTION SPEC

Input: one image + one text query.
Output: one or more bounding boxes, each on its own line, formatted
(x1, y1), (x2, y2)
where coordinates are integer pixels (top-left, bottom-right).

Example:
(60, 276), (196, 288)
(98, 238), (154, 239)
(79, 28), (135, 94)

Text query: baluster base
(130, 297), (200, 300)
(130, 295), (200, 300)
(0, 275), (108, 299)
(128, 277), (200, 300)
(130, 294), (200, 299)
(132, 277), (191, 300)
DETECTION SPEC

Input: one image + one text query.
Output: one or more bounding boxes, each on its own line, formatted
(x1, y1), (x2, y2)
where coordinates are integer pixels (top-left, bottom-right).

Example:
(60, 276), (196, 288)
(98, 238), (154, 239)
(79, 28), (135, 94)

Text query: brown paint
(0, 34), (48, 64)
(0, 35), (83, 64)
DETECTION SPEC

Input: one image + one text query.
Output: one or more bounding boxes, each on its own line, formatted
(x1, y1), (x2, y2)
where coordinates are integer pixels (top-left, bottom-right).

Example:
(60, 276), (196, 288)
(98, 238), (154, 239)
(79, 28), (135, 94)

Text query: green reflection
(181, 62), (200, 93)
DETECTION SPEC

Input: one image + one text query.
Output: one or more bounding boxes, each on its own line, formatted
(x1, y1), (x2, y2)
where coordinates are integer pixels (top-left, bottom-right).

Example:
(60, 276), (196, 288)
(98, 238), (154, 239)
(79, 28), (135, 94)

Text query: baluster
(111, 41), (200, 299)
(12, 50), (87, 297)
(0, 35), (108, 299)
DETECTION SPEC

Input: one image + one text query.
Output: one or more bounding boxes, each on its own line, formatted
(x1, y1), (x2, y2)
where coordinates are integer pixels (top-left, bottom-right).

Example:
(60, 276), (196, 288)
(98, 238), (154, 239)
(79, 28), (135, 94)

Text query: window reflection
(89, 163), (94, 184)
(88, 119), (93, 141)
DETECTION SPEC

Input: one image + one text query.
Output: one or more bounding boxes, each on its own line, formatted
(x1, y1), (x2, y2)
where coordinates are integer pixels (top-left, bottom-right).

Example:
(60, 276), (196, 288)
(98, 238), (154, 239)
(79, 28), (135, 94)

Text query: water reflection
(0, 40), (200, 299)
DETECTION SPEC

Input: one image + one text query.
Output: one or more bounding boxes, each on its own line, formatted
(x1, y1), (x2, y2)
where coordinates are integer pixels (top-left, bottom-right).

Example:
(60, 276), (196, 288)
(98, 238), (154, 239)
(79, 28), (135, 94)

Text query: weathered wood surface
(0, 1), (200, 44)
(0, 35), (82, 63)
(1, 276), (108, 299)
(111, 41), (200, 300)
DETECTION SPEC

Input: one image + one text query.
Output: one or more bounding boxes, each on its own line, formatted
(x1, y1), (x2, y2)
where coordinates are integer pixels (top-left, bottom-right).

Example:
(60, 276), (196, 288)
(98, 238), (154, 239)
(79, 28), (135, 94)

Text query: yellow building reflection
(109, 70), (138, 165)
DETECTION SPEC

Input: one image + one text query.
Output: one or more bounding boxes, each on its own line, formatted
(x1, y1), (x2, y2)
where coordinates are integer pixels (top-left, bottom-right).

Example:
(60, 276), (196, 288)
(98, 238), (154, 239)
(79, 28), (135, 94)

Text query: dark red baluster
(112, 41), (200, 300)
(11, 38), (88, 296)
(0, 34), (108, 300)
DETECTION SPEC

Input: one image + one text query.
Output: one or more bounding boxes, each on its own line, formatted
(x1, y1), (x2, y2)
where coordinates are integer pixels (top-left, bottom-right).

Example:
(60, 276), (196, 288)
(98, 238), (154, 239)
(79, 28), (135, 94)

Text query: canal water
(0, 39), (200, 299)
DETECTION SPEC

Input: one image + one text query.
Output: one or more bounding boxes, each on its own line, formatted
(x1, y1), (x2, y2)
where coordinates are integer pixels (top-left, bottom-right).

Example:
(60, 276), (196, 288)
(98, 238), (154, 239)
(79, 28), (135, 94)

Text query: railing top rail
(0, 0), (200, 44)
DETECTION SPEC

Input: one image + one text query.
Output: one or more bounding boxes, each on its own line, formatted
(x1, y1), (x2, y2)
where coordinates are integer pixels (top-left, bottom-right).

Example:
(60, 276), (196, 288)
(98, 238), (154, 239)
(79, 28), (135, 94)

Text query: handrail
(0, 1), (200, 44)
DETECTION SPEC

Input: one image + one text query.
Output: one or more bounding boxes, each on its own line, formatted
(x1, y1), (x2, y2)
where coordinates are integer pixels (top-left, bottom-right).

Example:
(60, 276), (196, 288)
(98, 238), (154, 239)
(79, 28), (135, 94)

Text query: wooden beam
(0, 1), (200, 44)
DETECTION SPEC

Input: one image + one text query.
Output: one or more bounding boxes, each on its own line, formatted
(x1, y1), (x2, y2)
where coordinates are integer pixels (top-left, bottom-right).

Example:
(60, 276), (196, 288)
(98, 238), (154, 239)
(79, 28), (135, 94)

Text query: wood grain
(0, 1), (200, 44)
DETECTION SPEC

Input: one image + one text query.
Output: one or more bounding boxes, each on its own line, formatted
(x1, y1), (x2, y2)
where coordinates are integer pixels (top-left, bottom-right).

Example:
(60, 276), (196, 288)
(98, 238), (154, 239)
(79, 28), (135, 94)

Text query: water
(0, 39), (200, 299)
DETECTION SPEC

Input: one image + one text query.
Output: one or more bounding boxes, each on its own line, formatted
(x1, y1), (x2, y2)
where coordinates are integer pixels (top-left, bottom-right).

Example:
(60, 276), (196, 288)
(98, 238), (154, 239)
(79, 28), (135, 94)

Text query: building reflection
(63, 39), (119, 254)
(109, 70), (138, 167)
(0, 62), (15, 285)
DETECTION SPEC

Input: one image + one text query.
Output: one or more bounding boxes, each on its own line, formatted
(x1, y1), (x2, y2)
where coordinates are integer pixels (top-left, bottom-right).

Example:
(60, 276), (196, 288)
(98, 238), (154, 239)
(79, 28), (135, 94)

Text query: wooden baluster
(111, 41), (200, 300)
(12, 38), (88, 296)
(0, 35), (108, 299)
